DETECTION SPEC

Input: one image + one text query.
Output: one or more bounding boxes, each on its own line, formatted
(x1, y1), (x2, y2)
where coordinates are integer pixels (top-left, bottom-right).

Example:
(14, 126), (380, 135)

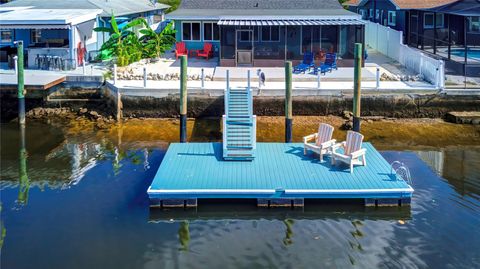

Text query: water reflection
(17, 124), (29, 206)
(283, 219), (294, 246)
(0, 121), (479, 268)
(417, 148), (480, 200)
(178, 221), (190, 251)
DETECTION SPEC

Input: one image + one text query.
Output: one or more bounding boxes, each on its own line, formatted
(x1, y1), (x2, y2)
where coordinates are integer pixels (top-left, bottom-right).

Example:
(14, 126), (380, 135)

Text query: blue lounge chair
(293, 52), (314, 74)
(314, 53), (337, 75)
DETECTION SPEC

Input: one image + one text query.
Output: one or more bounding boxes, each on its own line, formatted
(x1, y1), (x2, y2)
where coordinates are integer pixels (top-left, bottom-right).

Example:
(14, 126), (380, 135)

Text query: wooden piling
(180, 55), (187, 143)
(353, 43), (362, 132)
(285, 61), (293, 143)
(16, 41), (25, 125)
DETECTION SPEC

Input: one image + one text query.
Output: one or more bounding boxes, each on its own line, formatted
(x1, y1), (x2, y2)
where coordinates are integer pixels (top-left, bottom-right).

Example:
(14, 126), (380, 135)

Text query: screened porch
(218, 19), (364, 67)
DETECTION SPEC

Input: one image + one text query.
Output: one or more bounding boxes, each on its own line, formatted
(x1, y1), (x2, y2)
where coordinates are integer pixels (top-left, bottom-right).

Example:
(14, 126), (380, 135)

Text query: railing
(390, 161), (413, 186)
(365, 21), (444, 88)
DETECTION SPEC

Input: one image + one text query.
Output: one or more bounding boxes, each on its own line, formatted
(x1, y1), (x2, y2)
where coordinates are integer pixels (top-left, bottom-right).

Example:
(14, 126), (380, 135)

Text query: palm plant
(140, 21), (176, 59)
(94, 14), (146, 66)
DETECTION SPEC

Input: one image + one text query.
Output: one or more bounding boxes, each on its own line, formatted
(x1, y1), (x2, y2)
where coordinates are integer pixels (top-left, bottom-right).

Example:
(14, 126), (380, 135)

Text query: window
(239, 31), (252, 42)
(359, 9), (367, 20)
(31, 29), (42, 43)
(182, 22), (200, 41)
(388, 11), (396, 26)
(261, 26), (280, 42)
(424, 13), (444, 29)
(203, 22), (219, 41)
(468, 16), (479, 32)
(0, 30), (12, 43)
(376, 10), (380, 20)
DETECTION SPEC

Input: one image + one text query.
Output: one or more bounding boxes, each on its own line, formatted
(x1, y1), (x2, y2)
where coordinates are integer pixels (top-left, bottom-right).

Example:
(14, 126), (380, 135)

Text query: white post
(376, 67), (380, 89)
(419, 54), (424, 76)
(226, 69), (230, 90)
(143, 66), (147, 88)
(247, 70), (251, 89)
(201, 68), (205, 89)
(258, 70), (261, 89)
(113, 64), (117, 85)
(82, 59), (86, 75)
(317, 71), (321, 90)
(13, 56), (18, 75)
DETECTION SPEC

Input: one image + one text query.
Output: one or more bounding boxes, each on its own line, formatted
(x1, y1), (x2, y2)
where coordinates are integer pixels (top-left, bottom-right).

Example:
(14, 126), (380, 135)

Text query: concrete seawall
(117, 93), (480, 119)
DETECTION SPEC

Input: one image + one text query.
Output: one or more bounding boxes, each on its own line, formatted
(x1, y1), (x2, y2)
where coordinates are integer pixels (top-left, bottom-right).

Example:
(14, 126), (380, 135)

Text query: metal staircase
(222, 85), (256, 161)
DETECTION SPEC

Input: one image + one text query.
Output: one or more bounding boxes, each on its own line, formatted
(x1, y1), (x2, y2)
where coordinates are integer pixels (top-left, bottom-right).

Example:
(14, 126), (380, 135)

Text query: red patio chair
(175, 42), (188, 59)
(197, 43), (213, 60)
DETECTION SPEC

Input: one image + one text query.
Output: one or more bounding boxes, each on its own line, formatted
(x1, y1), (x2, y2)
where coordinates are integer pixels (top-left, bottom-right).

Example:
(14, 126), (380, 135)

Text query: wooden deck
(0, 73), (65, 90)
(148, 142), (413, 208)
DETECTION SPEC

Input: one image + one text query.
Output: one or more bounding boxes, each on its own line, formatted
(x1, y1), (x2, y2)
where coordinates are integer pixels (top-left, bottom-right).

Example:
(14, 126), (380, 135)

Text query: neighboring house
(167, 0), (366, 67)
(345, 0), (480, 76)
(406, 0), (480, 77)
(343, 0), (457, 40)
(0, 0), (169, 69)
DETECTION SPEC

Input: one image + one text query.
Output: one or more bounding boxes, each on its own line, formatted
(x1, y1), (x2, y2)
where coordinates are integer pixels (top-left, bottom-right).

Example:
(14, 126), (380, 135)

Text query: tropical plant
(140, 22), (176, 59)
(94, 14), (176, 66)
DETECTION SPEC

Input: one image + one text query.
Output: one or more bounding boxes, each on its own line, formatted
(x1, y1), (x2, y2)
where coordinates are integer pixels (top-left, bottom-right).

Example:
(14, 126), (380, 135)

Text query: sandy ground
(64, 116), (480, 151)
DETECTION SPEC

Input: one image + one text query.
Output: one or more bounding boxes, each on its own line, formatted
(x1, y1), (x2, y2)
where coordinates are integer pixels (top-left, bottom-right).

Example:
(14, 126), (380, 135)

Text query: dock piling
(113, 64), (117, 85)
(180, 55), (187, 143)
(376, 67), (380, 89)
(353, 43), (362, 132)
(15, 41), (25, 125)
(285, 61), (293, 143)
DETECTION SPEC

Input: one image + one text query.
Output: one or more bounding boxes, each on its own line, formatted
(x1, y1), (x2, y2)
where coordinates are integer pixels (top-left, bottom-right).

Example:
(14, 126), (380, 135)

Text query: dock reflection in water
(0, 120), (479, 269)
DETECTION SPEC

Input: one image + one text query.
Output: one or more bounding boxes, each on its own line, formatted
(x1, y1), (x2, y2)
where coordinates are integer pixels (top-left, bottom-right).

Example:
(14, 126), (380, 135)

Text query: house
(344, 0), (479, 76)
(166, 0), (366, 67)
(406, 0), (480, 77)
(343, 0), (457, 40)
(0, 0), (169, 69)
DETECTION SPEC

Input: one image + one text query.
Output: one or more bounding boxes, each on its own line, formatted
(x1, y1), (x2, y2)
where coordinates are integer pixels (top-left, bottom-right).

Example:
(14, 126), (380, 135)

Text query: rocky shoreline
(25, 107), (116, 129)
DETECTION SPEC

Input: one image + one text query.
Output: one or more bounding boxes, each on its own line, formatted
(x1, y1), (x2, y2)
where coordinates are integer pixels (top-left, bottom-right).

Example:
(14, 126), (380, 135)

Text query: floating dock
(148, 142), (413, 208)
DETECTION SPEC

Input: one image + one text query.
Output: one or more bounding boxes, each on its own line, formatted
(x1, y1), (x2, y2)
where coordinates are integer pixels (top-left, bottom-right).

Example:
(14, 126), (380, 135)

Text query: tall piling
(179, 55), (187, 143)
(285, 61), (293, 143)
(16, 41), (25, 125)
(353, 43), (362, 132)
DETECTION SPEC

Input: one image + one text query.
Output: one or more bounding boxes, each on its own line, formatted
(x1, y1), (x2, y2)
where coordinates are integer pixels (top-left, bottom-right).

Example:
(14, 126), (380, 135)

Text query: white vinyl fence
(365, 21), (444, 88)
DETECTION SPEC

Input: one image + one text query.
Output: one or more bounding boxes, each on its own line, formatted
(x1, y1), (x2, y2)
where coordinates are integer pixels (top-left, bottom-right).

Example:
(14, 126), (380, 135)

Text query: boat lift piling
(285, 61), (293, 143)
(180, 55), (187, 143)
(353, 43), (362, 132)
(15, 41), (25, 125)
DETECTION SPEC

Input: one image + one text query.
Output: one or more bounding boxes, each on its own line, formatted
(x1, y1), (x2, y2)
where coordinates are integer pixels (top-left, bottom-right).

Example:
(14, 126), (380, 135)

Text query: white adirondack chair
(331, 131), (367, 173)
(303, 123), (336, 162)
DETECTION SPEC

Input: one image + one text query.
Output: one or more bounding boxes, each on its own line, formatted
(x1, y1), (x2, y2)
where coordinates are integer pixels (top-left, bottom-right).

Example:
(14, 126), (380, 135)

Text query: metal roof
(217, 18), (365, 26)
(0, 0), (169, 17)
(0, 9), (102, 27)
(167, 9), (360, 20)
(423, 0), (480, 16)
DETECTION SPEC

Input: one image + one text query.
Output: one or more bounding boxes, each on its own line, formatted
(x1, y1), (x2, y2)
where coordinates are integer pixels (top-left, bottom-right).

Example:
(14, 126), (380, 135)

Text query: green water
(1, 120), (479, 268)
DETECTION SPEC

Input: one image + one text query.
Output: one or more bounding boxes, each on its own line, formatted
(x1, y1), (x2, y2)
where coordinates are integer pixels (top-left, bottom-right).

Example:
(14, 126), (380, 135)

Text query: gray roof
(168, 0), (357, 19)
(1, 0), (169, 16)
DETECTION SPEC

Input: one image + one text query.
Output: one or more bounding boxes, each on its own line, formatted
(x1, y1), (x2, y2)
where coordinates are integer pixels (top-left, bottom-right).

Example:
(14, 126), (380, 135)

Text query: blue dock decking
(148, 142), (413, 207)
